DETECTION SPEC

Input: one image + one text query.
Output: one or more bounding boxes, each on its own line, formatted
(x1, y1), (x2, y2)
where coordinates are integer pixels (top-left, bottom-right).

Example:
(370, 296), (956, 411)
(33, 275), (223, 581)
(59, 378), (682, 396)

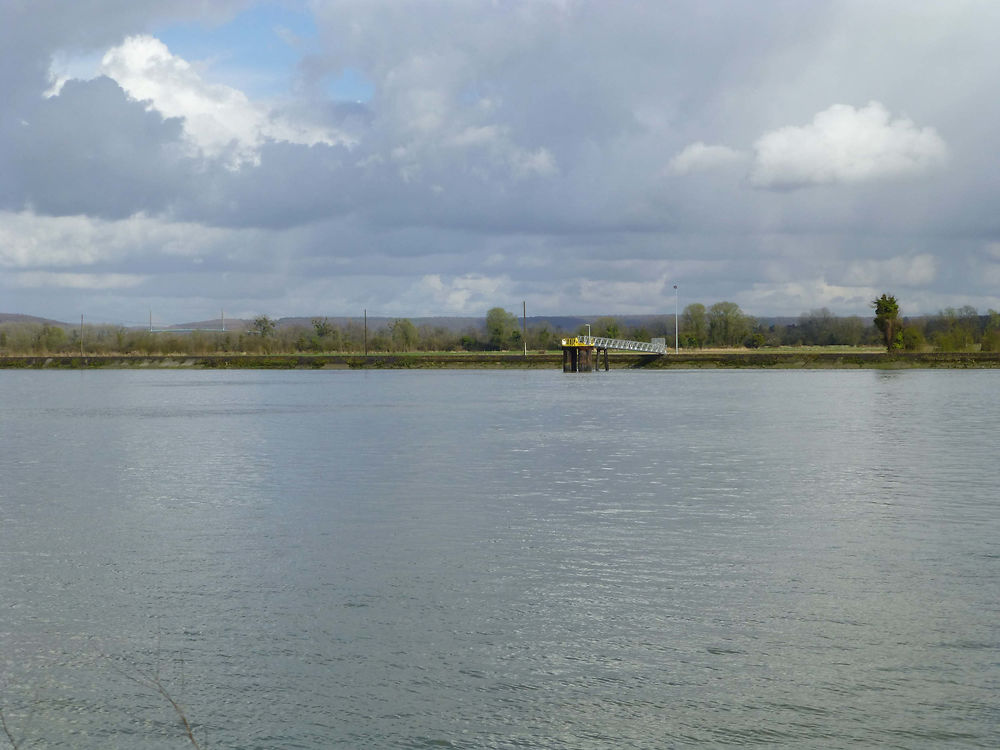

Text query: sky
(3, 0), (1000, 325)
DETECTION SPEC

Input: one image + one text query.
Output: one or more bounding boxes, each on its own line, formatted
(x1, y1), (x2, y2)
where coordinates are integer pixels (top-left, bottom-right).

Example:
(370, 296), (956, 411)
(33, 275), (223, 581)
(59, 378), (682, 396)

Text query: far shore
(3, 350), (1000, 370)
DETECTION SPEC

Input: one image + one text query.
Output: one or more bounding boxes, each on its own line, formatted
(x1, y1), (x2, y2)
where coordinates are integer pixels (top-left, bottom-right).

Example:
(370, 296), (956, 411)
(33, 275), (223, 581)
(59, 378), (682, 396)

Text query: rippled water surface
(1, 369), (998, 748)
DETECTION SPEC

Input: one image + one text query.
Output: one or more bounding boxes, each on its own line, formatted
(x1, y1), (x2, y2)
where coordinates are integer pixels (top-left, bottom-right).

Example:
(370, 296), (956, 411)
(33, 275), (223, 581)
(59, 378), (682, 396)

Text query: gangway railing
(561, 336), (666, 354)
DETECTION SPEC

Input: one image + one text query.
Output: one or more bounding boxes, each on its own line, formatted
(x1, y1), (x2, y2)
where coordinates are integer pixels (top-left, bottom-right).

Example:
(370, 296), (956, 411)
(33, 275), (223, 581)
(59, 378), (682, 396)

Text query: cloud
(44, 50), (104, 98)
(5, 76), (191, 218)
(669, 142), (746, 175)
(411, 273), (511, 314)
(741, 279), (880, 316)
(970, 247), (1000, 289)
(0, 210), (244, 269)
(11, 272), (148, 290)
(99, 35), (353, 165)
(6, 2), (1000, 321)
(750, 102), (948, 188)
(840, 253), (937, 287)
(577, 276), (674, 313)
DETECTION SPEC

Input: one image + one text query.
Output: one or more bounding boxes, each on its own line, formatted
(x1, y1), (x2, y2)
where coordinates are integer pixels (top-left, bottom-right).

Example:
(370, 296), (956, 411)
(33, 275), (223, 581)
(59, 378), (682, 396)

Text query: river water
(0, 369), (998, 748)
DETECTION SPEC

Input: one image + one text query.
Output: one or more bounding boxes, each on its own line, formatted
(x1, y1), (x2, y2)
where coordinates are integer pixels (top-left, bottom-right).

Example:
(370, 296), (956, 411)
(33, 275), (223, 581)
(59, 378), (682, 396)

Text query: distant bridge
(563, 336), (666, 354)
(560, 335), (667, 371)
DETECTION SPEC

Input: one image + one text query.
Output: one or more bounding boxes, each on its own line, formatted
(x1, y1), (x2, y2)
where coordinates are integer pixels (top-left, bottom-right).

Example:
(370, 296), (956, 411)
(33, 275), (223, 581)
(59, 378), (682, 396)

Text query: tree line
(3, 300), (999, 355)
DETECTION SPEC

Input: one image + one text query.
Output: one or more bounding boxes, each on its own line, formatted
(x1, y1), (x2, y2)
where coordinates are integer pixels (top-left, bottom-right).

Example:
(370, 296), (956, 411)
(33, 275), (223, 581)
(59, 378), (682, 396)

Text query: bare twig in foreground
(106, 658), (203, 749)
(0, 708), (20, 750)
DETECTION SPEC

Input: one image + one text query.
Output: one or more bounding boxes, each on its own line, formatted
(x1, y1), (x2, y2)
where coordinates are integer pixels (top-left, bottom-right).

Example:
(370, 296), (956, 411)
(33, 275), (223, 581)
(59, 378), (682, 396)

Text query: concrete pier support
(562, 346), (574, 372)
(562, 345), (598, 372)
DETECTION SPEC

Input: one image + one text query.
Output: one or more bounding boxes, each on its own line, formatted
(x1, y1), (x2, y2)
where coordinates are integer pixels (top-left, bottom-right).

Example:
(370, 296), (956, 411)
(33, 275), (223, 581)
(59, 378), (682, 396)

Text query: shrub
(901, 325), (926, 351)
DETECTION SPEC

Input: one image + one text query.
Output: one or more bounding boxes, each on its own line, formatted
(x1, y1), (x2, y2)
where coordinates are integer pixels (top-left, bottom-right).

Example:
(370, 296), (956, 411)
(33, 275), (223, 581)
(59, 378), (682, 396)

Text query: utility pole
(364, 309), (368, 355)
(80, 315), (84, 356)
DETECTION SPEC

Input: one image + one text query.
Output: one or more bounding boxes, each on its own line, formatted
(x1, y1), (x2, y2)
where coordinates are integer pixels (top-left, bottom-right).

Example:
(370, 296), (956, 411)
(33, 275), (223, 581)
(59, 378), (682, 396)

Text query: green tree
(485, 307), (519, 350)
(309, 319), (342, 352)
(933, 306), (978, 351)
(901, 325), (926, 351)
(628, 326), (650, 343)
(312, 318), (334, 338)
(872, 294), (901, 351)
(369, 329), (391, 352)
(981, 310), (1000, 352)
(795, 309), (866, 346)
(680, 303), (707, 348)
(389, 318), (419, 351)
(113, 326), (128, 352)
(707, 301), (751, 347)
(249, 315), (277, 353)
(798, 308), (837, 345)
(526, 324), (558, 351)
(34, 324), (67, 353)
(981, 330), (1000, 352)
(590, 316), (622, 339)
(417, 324), (451, 352)
(252, 315), (276, 338)
(833, 316), (866, 346)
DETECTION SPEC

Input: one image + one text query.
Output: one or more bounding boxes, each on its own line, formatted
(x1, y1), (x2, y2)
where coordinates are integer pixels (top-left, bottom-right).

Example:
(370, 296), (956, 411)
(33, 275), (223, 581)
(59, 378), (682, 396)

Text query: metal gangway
(562, 336), (667, 354)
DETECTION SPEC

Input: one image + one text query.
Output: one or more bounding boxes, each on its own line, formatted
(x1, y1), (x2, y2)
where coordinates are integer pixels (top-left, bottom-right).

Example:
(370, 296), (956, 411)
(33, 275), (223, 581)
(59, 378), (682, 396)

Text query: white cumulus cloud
(99, 35), (352, 165)
(750, 101), (948, 188)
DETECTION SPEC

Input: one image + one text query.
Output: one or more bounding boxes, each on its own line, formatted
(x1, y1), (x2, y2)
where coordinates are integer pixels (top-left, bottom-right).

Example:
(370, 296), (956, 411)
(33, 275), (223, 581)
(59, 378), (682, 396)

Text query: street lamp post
(673, 285), (679, 354)
(586, 323), (591, 339)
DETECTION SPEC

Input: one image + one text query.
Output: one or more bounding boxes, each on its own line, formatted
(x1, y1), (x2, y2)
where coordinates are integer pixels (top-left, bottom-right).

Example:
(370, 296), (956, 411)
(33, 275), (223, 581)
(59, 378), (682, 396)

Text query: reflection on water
(1, 369), (998, 748)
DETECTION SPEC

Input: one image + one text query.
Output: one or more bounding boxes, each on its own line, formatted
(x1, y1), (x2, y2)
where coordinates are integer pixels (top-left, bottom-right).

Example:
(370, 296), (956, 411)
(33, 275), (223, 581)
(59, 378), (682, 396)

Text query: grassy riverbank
(4, 350), (1000, 369)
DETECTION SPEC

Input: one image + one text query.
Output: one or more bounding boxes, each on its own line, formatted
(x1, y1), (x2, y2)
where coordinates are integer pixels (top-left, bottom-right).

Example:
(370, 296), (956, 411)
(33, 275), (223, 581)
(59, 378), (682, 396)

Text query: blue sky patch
(152, 1), (374, 102)
(153, 1), (317, 98)
(326, 67), (375, 103)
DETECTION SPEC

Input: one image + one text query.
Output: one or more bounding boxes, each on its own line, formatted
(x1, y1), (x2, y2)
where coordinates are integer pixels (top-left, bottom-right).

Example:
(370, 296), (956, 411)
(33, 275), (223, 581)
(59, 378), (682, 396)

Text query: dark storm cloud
(6, 77), (191, 218)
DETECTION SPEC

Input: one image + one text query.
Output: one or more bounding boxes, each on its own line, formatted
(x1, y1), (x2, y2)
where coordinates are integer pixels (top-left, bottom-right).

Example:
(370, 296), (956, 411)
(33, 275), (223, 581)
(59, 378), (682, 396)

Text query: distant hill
(0, 313), (68, 326)
(168, 317), (486, 332)
(276, 316), (484, 333)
